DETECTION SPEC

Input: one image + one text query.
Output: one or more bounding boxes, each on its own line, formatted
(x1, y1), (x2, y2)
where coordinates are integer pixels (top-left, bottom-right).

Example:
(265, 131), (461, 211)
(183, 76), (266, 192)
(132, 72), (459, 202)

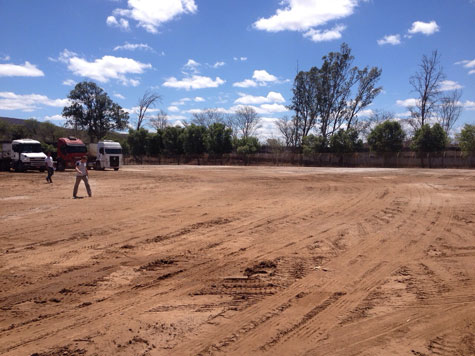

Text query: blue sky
(1, 0), (474, 139)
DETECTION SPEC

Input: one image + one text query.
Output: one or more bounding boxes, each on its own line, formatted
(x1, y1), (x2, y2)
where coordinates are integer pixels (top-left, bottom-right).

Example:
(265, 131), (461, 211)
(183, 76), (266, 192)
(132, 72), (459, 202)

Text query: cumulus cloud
(233, 70), (280, 88)
(254, 0), (358, 32)
(0, 92), (69, 112)
(163, 75), (225, 90)
(456, 59), (475, 75)
(44, 114), (66, 122)
(106, 15), (130, 30)
(113, 42), (153, 51)
(396, 98), (419, 107)
(58, 49), (151, 85)
(235, 91), (285, 105)
(233, 57), (247, 61)
(0, 61), (44, 77)
(194, 96), (205, 102)
(114, 93), (125, 99)
(304, 24), (346, 42)
(231, 103), (289, 115)
(408, 20), (439, 36)
(377, 34), (401, 46)
(168, 105), (180, 112)
(110, 0), (197, 34)
(464, 100), (475, 110)
(440, 80), (463, 91)
(62, 79), (76, 86)
(212, 61), (225, 68)
(183, 59), (200, 73)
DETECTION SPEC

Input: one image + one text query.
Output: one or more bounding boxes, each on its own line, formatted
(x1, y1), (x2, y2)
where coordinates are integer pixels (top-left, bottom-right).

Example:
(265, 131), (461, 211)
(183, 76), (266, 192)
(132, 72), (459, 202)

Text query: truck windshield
(105, 148), (122, 154)
(66, 145), (87, 153)
(16, 144), (43, 153)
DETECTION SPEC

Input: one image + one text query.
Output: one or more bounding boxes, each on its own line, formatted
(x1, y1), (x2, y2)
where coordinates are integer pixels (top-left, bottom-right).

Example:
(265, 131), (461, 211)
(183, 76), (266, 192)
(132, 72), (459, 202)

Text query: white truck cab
(1, 139), (46, 172)
(88, 140), (122, 170)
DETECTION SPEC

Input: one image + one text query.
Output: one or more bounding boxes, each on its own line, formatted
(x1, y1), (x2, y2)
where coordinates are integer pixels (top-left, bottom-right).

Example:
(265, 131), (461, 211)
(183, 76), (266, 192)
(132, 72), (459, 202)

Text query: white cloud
(231, 103), (289, 115)
(62, 79), (76, 86)
(163, 75), (225, 90)
(464, 100), (475, 110)
(183, 59), (200, 73)
(168, 105), (180, 112)
(377, 34), (401, 46)
(408, 20), (439, 36)
(114, 93), (125, 99)
(440, 80), (463, 91)
(253, 69), (278, 83)
(113, 42), (153, 51)
(212, 61), (225, 68)
(0, 55), (10, 61)
(171, 97), (191, 106)
(44, 114), (66, 122)
(111, 0), (197, 34)
(233, 79), (258, 88)
(235, 91), (285, 105)
(0, 92), (69, 112)
(396, 98), (419, 107)
(456, 59), (475, 75)
(194, 96), (205, 102)
(58, 49), (151, 85)
(254, 0), (358, 32)
(233, 57), (248, 61)
(0, 61), (44, 77)
(304, 24), (346, 42)
(106, 15), (130, 30)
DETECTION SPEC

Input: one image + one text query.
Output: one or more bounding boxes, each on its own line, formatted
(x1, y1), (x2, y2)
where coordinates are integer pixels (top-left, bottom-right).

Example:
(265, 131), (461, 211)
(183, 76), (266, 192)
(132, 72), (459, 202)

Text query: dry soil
(1, 166), (474, 356)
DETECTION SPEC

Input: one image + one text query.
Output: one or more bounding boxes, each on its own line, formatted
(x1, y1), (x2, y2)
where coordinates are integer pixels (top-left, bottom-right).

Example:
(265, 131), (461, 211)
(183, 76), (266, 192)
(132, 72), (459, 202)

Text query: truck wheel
(15, 162), (24, 172)
(57, 160), (65, 171)
(114, 168), (119, 171)
(39, 167), (45, 173)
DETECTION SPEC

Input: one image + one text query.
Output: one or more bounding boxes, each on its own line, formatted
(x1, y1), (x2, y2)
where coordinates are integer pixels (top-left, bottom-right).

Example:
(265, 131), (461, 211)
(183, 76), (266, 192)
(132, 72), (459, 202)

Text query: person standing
(45, 152), (54, 183)
(73, 156), (92, 198)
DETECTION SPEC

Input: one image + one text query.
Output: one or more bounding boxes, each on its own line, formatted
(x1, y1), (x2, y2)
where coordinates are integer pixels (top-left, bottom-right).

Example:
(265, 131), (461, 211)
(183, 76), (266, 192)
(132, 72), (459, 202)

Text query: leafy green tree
(162, 126), (185, 156)
(0, 120), (10, 140)
(147, 130), (163, 156)
(127, 128), (149, 160)
(458, 124), (475, 155)
(24, 119), (41, 138)
(182, 124), (207, 155)
(411, 123), (447, 153)
(367, 121), (405, 153)
(206, 123), (233, 155)
(63, 81), (129, 142)
(9, 124), (28, 140)
(235, 136), (260, 155)
(38, 121), (65, 143)
(302, 134), (328, 155)
(329, 128), (363, 153)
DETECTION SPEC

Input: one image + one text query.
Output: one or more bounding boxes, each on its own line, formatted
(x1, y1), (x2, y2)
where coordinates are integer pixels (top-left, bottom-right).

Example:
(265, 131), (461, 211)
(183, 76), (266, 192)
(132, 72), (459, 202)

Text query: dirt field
(1, 166), (474, 356)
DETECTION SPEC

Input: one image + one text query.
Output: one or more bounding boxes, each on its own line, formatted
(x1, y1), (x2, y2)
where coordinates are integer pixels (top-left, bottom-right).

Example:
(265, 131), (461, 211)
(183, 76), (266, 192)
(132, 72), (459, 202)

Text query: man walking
(45, 151), (54, 183)
(73, 156), (92, 198)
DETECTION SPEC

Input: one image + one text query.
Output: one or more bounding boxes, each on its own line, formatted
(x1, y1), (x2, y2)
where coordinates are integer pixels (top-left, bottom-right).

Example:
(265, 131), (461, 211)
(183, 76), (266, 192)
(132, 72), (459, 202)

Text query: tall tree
(191, 108), (225, 128)
(206, 123), (233, 155)
(458, 124), (475, 155)
(367, 121), (406, 153)
(135, 90), (161, 130)
(233, 106), (261, 139)
(63, 81), (129, 142)
(149, 110), (168, 131)
(437, 89), (463, 136)
(408, 50), (445, 129)
(276, 116), (298, 148)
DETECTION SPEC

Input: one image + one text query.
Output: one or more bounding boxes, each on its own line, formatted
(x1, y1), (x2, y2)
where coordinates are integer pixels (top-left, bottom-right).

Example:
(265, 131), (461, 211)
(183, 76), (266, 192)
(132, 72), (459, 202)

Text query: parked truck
(0, 139), (46, 172)
(88, 140), (122, 171)
(55, 136), (88, 171)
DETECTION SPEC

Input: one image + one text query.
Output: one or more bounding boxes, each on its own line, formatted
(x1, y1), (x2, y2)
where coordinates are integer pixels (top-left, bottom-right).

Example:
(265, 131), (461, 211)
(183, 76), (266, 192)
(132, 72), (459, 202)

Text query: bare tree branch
(233, 106), (261, 138)
(136, 90), (161, 130)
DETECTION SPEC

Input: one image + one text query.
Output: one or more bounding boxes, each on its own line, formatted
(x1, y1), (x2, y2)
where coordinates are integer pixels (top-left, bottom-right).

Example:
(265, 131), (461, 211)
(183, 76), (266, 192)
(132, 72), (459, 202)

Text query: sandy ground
(1, 166), (474, 356)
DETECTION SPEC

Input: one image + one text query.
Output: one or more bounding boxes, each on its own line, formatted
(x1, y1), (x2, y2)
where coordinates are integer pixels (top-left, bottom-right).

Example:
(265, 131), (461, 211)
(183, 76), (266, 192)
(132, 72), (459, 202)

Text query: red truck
(55, 136), (87, 171)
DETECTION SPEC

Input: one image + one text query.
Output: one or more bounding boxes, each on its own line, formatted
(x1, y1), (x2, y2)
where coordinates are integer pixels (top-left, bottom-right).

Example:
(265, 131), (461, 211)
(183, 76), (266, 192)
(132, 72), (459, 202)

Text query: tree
(302, 135), (328, 155)
(438, 89), (463, 136)
(367, 121), (406, 153)
(329, 128), (363, 154)
(191, 108), (225, 127)
(235, 136), (260, 155)
(0, 121), (10, 141)
(411, 123), (447, 153)
(149, 110), (168, 131)
(127, 128), (149, 161)
(233, 106), (261, 139)
(38, 121), (65, 143)
(136, 90), (161, 130)
(24, 119), (41, 137)
(162, 126), (185, 156)
(182, 124), (207, 156)
(458, 124), (475, 155)
(288, 43), (382, 144)
(63, 81), (129, 142)
(206, 123), (233, 155)
(408, 50), (445, 129)
(276, 116), (298, 148)
(147, 131), (163, 157)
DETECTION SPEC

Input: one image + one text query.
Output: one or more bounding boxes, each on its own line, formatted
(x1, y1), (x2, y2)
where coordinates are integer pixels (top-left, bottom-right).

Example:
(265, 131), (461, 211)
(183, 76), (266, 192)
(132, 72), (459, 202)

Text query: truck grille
(30, 158), (45, 167)
(110, 156), (119, 167)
